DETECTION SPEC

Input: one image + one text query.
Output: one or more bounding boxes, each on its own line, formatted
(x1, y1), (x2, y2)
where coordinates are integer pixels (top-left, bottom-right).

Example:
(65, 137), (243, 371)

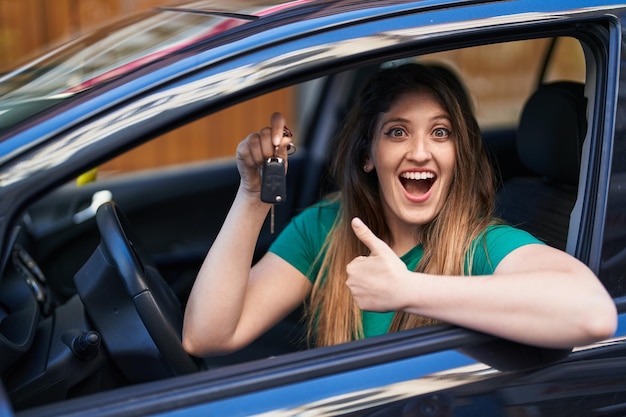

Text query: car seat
(495, 81), (587, 250)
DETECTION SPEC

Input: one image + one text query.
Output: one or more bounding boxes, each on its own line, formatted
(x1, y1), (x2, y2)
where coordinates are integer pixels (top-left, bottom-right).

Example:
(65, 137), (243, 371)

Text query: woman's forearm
(397, 248), (617, 348)
(182, 186), (271, 354)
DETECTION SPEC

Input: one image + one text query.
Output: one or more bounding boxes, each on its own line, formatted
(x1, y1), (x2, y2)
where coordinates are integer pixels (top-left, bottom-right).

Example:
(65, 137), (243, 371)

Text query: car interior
(0, 33), (593, 411)
(495, 81), (587, 251)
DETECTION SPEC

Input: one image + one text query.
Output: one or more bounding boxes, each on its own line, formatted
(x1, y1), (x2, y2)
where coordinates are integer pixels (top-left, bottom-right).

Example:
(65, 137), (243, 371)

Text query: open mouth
(399, 171), (436, 197)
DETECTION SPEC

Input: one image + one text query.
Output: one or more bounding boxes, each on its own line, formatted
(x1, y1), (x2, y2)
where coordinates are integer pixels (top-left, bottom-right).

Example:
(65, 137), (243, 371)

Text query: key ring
(283, 126), (296, 155)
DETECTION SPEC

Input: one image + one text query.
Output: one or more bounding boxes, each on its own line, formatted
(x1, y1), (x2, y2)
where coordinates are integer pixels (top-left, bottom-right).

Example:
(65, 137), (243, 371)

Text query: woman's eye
(433, 127), (451, 138)
(385, 127), (405, 137)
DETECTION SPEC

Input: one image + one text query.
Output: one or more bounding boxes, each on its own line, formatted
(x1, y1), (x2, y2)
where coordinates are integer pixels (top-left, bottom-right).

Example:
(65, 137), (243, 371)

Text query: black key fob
(260, 157), (286, 204)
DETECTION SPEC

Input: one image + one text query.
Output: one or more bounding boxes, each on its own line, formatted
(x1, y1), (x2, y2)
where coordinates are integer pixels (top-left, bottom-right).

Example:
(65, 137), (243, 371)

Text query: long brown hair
(306, 63), (496, 347)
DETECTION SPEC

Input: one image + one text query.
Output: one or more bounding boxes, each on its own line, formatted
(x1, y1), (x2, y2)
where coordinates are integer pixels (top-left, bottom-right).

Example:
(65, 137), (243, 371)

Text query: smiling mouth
(399, 171), (435, 197)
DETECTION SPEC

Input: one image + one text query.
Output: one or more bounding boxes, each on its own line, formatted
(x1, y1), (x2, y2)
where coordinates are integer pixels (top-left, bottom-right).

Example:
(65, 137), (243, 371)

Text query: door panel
(26, 154), (306, 302)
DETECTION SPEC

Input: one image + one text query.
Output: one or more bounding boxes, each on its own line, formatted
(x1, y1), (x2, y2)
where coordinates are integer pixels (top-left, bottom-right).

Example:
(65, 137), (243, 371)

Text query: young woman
(182, 64), (617, 356)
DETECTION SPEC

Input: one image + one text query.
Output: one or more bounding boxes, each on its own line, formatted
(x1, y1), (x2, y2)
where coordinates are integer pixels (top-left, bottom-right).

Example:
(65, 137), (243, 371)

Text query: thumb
(351, 217), (390, 255)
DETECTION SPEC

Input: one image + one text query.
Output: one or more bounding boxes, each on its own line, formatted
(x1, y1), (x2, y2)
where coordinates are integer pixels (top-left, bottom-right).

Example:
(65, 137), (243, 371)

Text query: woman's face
(369, 90), (456, 248)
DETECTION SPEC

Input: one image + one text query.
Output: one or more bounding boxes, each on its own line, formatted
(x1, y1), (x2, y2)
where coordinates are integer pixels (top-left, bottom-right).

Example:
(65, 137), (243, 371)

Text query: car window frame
(0, 13), (612, 306)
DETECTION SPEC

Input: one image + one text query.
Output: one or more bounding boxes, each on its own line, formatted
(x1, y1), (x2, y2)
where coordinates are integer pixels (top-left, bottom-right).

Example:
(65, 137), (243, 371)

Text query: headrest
(517, 82), (587, 185)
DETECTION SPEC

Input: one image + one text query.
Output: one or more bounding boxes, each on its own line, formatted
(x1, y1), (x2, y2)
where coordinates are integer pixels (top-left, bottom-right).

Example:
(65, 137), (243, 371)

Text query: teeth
(400, 171), (435, 180)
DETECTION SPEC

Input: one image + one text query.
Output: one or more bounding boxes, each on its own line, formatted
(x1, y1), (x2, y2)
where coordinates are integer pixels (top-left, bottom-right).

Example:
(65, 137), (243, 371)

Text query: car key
(261, 149), (285, 234)
(260, 127), (293, 233)
(261, 152), (286, 205)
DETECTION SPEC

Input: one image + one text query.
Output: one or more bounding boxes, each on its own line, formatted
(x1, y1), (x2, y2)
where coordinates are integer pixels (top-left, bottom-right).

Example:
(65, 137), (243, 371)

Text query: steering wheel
(74, 201), (200, 383)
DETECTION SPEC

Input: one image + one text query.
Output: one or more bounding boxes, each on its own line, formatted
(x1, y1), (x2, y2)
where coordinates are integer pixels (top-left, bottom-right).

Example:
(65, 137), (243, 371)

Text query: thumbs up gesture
(346, 217), (411, 312)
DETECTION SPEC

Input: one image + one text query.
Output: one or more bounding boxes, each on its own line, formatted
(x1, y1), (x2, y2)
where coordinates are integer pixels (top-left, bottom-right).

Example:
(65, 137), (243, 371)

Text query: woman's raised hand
(236, 112), (293, 196)
(347, 217), (411, 312)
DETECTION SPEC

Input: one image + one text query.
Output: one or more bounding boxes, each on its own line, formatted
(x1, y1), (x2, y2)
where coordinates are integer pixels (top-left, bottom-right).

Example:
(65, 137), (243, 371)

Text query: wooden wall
(0, 0), (295, 174)
(0, 0), (171, 70)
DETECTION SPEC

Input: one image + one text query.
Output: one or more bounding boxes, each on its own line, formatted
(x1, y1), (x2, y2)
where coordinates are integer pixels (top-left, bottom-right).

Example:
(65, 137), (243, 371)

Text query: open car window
(24, 33), (593, 340)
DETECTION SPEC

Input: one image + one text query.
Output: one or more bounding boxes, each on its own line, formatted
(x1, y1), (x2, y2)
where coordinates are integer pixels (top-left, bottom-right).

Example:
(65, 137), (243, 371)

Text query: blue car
(1, 1), (626, 415)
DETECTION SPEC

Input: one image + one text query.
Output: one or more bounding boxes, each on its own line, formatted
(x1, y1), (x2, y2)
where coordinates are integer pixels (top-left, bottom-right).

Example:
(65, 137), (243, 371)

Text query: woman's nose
(406, 137), (432, 162)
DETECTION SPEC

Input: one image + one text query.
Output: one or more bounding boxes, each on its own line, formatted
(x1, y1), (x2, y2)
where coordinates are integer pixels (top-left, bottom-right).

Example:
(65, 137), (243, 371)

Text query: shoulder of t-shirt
(483, 223), (545, 246)
(471, 223), (545, 274)
(268, 197), (340, 280)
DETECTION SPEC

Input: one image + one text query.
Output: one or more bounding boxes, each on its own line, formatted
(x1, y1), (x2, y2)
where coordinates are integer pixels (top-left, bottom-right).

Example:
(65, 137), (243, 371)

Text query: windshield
(0, 0), (305, 132)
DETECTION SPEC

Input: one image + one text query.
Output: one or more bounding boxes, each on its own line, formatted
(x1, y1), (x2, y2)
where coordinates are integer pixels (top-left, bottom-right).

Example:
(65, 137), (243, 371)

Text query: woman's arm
(182, 113), (311, 357)
(411, 244), (616, 348)
(347, 218), (617, 349)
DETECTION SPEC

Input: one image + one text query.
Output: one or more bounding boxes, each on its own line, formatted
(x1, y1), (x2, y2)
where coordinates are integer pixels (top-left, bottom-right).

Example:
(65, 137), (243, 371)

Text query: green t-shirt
(269, 200), (543, 338)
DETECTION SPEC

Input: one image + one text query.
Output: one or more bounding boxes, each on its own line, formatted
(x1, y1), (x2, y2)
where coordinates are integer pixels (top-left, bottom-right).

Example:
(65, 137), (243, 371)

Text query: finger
(258, 127), (276, 159)
(245, 132), (265, 166)
(270, 112), (286, 147)
(351, 217), (390, 255)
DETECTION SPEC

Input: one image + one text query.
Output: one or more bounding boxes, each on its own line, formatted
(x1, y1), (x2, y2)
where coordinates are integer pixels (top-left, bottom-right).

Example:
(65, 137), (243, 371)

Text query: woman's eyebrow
(379, 117), (410, 128)
(380, 114), (451, 128)
(431, 114), (452, 123)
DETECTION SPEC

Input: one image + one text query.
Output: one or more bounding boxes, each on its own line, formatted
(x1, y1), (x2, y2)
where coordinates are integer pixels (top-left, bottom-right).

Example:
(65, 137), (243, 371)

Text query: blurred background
(0, 0), (171, 69)
(0, 0), (296, 175)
